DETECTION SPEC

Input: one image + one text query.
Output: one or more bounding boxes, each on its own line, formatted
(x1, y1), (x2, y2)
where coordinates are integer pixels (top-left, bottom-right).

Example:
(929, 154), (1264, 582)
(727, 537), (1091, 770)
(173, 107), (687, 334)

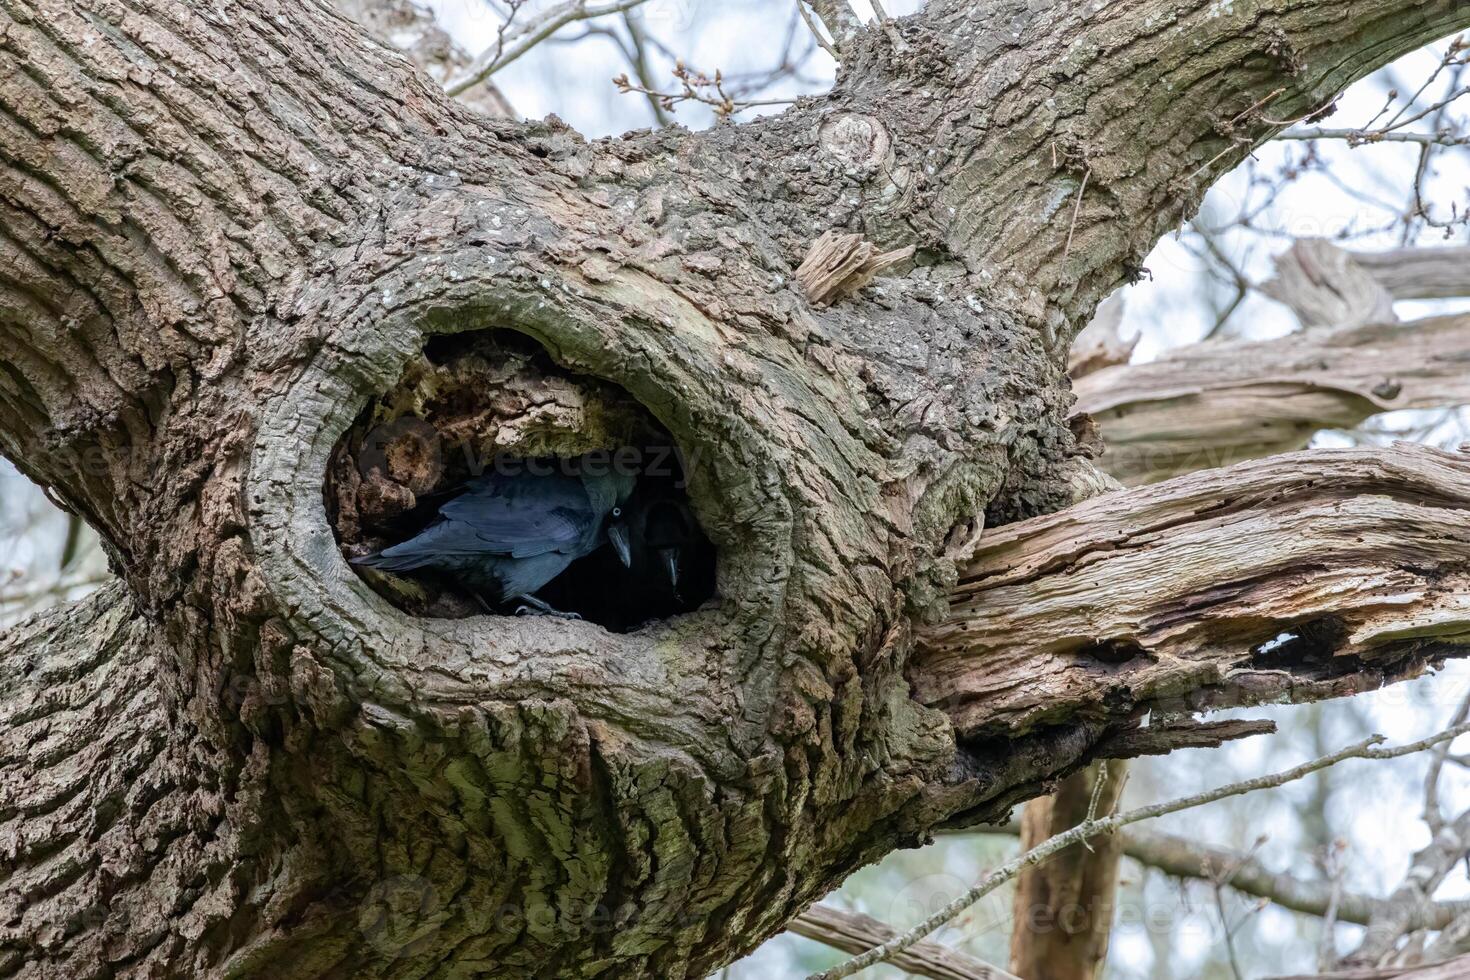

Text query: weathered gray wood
(1068, 295), (1136, 378)
(1080, 241), (1470, 486)
(1263, 239), (1398, 328)
(790, 905), (1020, 980)
(1076, 313), (1470, 484)
(1352, 245), (1470, 301)
(915, 446), (1470, 739)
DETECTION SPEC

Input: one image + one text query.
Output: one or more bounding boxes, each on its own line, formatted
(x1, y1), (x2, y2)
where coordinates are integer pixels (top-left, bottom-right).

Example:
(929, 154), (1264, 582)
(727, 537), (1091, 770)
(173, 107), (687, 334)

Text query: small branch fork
(613, 62), (797, 120)
(445, 0), (656, 95)
(807, 722), (1470, 980)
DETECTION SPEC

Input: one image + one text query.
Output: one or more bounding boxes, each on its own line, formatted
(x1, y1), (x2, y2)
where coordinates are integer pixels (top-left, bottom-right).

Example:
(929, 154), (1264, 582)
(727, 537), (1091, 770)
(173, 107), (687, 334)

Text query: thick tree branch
(0, 586), (280, 974)
(830, 0), (1470, 342)
(1120, 827), (1470, 932)
(917, 446), (1470, 739)
(1076, 312), (1470, 485)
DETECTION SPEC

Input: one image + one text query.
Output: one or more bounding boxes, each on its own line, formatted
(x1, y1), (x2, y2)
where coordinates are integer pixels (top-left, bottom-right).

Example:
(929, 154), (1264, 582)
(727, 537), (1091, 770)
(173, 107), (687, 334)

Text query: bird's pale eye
(612, 507), (622, 518)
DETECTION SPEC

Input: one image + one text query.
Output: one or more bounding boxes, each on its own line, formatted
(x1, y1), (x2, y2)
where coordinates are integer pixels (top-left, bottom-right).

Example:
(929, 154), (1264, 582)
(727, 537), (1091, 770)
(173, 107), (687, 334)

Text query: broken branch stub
(796, 230), (915, 306)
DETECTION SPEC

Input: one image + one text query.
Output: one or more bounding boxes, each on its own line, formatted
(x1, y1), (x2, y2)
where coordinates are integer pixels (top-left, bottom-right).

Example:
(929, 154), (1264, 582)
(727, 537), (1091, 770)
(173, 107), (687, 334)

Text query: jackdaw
(354, 464), (636, 617)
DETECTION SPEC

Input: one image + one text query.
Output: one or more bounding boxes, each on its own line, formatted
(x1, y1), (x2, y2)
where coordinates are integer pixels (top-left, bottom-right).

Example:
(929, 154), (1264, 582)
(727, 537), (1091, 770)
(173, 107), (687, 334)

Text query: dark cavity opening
(327, 329), (717, 632)
(1249, 616), (1348, 669)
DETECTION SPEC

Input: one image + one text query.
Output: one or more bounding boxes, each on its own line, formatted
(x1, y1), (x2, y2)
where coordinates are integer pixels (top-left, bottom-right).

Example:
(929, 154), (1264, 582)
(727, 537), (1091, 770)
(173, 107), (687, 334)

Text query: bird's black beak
(658, 547), (680, 591)
(608, 522), (633, 567)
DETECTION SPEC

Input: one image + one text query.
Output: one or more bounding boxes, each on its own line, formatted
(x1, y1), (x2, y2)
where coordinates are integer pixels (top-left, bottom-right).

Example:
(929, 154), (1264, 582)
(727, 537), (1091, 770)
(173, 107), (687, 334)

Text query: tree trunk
(1008, 761), (1127, 980)
(3, 0), (1470, 976)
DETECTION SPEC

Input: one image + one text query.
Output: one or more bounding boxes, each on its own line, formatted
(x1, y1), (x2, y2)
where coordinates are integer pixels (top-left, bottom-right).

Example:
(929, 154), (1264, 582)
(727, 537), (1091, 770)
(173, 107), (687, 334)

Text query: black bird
(354, 465), (636, 616)
(630, 493), (699, 599)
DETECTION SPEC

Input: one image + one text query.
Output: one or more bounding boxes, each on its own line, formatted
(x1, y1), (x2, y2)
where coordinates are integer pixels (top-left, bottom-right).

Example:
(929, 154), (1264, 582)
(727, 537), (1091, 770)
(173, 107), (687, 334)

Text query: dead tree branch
(1077, 242), (1470, 485)
(1350, 246), (1470, 300)
(789, 905), (1020, 980)
(1119, 828), (1470, 931)
(919, 445), (1470, 740)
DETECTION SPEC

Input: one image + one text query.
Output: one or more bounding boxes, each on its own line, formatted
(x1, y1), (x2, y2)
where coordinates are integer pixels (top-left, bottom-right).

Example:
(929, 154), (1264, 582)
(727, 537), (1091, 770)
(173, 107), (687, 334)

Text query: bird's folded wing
(437, 477), (596, 558)
(463, 504), (593, 558)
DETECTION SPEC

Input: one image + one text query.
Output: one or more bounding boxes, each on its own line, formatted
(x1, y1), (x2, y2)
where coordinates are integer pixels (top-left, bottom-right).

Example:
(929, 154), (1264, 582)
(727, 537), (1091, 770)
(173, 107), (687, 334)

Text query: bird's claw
(515, 604), (582, 621)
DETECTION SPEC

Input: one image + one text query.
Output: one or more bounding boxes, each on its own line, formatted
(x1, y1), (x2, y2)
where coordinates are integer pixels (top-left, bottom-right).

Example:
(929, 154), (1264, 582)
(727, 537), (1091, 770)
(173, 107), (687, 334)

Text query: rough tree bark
(3, 1), (1470, 977)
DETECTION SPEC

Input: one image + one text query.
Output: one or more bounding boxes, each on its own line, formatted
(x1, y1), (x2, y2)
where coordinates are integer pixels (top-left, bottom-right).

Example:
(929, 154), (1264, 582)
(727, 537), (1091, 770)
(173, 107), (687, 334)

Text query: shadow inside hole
(538, 457), (717, 632)
(328, 329), (717, 633)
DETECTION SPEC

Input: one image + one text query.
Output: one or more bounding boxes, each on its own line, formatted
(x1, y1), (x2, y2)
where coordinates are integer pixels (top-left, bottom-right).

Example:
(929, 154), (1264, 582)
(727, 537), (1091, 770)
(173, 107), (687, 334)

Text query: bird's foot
(513, 596), (582, 620)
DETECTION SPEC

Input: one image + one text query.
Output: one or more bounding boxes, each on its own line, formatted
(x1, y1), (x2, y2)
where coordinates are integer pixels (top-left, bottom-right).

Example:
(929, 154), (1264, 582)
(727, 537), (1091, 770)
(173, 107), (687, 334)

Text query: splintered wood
(796, 230), (915, 306)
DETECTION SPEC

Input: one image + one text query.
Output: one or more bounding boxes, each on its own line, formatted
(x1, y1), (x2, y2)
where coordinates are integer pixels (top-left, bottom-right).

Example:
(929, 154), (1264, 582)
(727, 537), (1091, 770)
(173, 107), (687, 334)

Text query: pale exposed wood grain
(918, 446), (1470, 739)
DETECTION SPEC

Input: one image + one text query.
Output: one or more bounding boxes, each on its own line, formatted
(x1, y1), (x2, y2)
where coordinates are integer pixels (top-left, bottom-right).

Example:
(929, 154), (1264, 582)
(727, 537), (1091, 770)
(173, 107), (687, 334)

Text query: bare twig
(1276, 128), (1469, 147)
(613, 62), (797, 120)
(618, 11), (671, 127)
(803, 0), (861, 52)
(446, 0), (655, 95)
(796, 0), (841, 60)
(808, 724), (1470, 980)
(1214, 880), (1249, 980)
